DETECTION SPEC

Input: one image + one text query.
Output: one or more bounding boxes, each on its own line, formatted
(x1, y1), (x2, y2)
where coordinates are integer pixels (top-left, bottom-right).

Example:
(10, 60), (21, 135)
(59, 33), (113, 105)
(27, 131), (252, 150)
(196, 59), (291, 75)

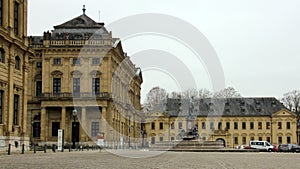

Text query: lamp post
(72, 109), (77, 149)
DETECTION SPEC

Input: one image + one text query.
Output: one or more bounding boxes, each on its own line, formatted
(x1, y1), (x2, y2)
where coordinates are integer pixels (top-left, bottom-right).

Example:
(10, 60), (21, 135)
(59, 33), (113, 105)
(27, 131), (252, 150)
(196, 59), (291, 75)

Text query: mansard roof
(147, 97), (286, 117)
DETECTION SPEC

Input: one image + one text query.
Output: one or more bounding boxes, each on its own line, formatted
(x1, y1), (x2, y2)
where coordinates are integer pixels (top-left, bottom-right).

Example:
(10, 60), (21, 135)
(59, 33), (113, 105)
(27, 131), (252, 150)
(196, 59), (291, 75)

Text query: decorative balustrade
(38, 92), (110, 100)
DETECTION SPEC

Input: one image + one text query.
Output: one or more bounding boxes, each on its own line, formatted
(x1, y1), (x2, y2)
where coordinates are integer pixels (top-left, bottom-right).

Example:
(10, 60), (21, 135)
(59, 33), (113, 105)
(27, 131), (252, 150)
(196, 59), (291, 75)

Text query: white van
(249, 140), (274, 151)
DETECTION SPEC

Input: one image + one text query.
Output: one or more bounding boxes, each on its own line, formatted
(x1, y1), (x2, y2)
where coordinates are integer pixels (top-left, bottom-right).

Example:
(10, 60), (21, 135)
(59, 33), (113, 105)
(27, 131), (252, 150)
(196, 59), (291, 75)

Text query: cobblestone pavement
(0, 150), (299, 169)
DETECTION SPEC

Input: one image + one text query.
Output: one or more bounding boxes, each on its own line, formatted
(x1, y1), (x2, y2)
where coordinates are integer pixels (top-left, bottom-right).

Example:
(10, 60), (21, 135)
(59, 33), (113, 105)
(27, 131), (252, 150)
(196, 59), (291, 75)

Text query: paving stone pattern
(0, 150), (299, 169)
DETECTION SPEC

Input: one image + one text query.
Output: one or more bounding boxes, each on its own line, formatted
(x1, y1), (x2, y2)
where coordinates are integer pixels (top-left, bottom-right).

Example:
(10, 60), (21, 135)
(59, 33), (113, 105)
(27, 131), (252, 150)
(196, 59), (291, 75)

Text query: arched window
(0, 49), (4, 63)
(15, 56), (20, 70)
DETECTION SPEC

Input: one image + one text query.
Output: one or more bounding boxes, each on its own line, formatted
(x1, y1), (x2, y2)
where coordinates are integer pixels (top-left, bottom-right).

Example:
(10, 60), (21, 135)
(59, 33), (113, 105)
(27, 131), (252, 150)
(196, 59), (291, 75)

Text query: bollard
(34, 144), (36, 154)
(69, 144), (71, 152)
(52, 144), (56, 153)
(44, 144), (47, 153)
(87, 145), (89, 151)
(8, 144), (11, 155)
(22, 144), (25, 154)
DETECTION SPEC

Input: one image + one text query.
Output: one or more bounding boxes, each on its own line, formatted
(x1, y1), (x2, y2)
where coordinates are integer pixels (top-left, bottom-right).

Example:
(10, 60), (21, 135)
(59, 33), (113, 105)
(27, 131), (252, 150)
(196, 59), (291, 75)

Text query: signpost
(97, 132), (104, 147)
(58, 129), (64, 152)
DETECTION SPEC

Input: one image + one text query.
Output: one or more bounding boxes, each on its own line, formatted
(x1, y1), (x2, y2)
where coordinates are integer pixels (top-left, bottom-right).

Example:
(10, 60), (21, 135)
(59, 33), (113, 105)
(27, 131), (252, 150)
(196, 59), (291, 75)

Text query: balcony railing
(38, 92), (110, 100)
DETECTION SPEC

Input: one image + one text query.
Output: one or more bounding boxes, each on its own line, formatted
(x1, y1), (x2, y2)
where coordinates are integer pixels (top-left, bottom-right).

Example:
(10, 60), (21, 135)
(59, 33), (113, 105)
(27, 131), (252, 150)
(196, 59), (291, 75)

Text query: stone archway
(216, 138), (226, 147)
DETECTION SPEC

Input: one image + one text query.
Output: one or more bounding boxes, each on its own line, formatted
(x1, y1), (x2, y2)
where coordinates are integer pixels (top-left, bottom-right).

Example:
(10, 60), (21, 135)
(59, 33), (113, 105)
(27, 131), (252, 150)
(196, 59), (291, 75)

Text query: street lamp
(72, 109), (77, 149)
(141, 129), (146, 149)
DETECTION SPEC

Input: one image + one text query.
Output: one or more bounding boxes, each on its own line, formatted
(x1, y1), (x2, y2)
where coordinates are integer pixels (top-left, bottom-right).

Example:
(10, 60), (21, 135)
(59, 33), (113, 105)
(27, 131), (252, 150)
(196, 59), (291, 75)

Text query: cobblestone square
(0, 150), (299, 169)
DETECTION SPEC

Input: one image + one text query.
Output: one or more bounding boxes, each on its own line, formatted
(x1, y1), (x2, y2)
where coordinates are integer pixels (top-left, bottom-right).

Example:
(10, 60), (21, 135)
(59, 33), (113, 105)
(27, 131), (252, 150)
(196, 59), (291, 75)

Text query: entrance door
(72, 122), (80, 143)
(33, 122), (41, 138)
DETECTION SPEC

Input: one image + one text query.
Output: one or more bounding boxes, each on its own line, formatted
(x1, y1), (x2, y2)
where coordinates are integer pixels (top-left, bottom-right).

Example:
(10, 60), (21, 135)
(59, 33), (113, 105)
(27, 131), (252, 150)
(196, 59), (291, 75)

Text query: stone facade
(145, 98), (298, 148)
(27, 8), (143, 148)
(0, 0), (34, 151)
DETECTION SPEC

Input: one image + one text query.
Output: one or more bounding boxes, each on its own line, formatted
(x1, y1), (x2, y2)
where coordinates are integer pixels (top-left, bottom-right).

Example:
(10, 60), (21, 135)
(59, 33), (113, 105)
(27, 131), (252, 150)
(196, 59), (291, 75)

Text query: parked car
(278, 144), (294, 152)
(249, 140), (274, 151)
(291, 144), (300, 153)
(273, 145), (278, 152)
(238, 145), (248, 149)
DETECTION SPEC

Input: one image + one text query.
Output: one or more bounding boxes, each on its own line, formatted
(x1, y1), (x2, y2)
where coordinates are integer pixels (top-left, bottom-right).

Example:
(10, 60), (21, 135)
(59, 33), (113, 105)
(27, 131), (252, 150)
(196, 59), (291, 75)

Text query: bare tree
(213, 86), (241, 98)
(182, 88), (198, 99)
(145, 86), (167, 108)
(281, 90), (300, 112)
(198, 88), (212, 99)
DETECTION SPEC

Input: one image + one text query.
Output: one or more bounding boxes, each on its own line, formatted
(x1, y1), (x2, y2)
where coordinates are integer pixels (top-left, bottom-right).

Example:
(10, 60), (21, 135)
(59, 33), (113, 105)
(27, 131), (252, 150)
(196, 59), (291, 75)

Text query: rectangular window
(36, 62), (42, 68)
(14, 2), (19, 35)
(0, 90), (3, 124)
(53, 58), (61, 65)
(0, 50), (4, 63)
(159, 122), (163, 130)
(218, 122), (222, 130)
(73, 78), (80, 95)
(287, 136), (291, 144)
(286, 122), (290, 129)
(91, 122), (99, 137)
(13, 94), (19, 125)
(250, 122), (254, 129)
(278, 137), (282, 144)
(52, 122), (60, 136)
(53, 78), (61, 94)
(72, 58), (80, 65)
(242, 137), (246, 144)
(210, 122), (214, 130)
(159, 137), (163, 142)
(242, 122), (246, 130)
(92, 78), (100, 94)
(278, 122), (282, 129)
(92, 58), (100, 65)
(234, 137), (238, 145)
(178, 122), (182, 129)
(250, 137), (254, 141)
(171, 123), (175, 129)
(226, 122), (230, 130)
(259, 137), (262, 141)
(266, 122), (271, 129)
(267, 137), (270, 143)
(258, 122), (262, 129)
(171, 137), (175, 141)
(151, 122), (155, 130)
(234, 122), (238, 130)
(202, 122), (206, 129)
(36, 81), (42, 97)
(0, 0), (2, 26)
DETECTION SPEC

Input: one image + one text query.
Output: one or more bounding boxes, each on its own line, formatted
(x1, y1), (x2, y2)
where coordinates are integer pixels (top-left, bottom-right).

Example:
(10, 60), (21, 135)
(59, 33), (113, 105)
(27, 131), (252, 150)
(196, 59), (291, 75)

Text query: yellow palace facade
(145, 98), (297, 148)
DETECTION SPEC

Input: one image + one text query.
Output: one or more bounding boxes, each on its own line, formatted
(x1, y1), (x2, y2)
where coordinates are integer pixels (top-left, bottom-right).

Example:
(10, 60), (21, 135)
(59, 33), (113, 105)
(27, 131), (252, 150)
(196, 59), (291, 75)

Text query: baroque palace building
(27, 7), (143, 148)
(145, 97), (298, 148)
(0, 0), (34, 150)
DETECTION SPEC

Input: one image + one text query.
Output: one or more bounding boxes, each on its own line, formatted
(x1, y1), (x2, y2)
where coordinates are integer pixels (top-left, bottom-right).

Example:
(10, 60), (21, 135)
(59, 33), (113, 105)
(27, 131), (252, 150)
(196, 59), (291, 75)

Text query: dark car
(291, 144), (300, 153)
(278, 144), (300, 152)
(278, 144), (292, 152)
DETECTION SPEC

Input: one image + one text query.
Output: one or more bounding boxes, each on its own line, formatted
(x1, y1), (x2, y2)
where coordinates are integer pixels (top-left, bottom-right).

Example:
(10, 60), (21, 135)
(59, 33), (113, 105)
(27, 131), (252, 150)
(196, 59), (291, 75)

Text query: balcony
(38, 92), (110, 100)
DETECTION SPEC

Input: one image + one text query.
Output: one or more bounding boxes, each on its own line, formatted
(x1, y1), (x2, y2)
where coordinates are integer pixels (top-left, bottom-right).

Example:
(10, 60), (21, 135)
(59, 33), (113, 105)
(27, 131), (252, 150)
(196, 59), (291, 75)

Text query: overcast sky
(28, 0), (300, 101)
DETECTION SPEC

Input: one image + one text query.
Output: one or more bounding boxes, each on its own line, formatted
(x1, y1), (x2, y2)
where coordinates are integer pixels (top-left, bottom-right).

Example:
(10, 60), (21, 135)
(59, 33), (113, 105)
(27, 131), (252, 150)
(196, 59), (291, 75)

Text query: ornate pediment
(71, 70), (83, 77)
(51, 70), (63, 76)
(90, 70), (102, 77)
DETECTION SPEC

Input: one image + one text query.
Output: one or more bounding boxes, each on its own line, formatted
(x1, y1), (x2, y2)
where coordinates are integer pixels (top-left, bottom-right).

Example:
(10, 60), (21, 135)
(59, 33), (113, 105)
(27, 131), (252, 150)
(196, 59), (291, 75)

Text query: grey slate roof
(148, 97), (286, 117)
(54, 14), (104, 29)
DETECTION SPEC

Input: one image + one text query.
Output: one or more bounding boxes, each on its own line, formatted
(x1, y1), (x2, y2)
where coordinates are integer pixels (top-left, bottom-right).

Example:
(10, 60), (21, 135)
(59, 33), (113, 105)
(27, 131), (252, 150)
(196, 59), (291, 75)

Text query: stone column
(61, 106), (66, 140)
(40, 107), (46, 141)
(22, 59), (29, 137)
(101, 107), (107, 138)
(81, 106), (86, 141)
(7, 57), (15, 134)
